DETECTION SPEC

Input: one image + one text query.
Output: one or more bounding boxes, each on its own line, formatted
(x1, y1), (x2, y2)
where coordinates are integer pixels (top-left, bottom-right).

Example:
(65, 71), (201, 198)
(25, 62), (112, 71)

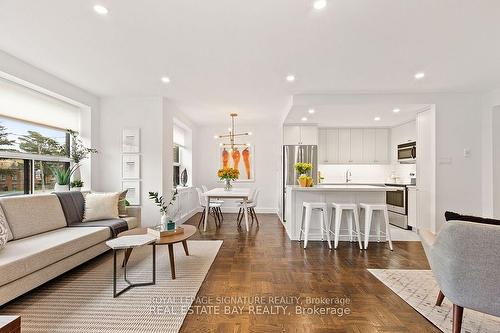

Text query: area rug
(368, 269), (500, 333)
(1, 240), (223, 333)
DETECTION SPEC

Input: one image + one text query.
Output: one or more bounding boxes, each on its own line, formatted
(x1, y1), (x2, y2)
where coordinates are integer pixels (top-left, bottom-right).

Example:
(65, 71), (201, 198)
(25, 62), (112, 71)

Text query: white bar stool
(359, 203), (393, 250)
(330, 203), (363, 249)
(299, 202), (331, 249)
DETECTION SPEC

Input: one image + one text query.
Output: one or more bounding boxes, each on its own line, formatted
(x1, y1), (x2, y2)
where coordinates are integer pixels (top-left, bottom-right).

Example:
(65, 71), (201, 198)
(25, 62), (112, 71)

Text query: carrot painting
(242, 148), (251, 179)
(222, 148), (229, 168)
(220, 146), (254, 181)
(232, 148), (241, 171)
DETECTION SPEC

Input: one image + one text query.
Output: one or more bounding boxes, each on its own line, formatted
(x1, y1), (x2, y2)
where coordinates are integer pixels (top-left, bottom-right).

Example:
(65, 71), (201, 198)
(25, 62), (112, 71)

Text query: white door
(318, 129), (328, 163)
(327, 129), (339, 163)
(300, 126), (318, 145)
(283, 126), (301, 145)
(350, 129), (364, 163)
(375, 129), (389, 163)
(339, 129), (351, 163)
(416, 108), (436, 233)
(362, 129), (376, 163)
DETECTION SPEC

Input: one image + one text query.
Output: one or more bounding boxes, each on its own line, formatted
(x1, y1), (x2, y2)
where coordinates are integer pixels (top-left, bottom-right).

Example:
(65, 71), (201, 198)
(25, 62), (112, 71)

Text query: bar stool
(359, 203), (393, 250)
(299, 202), (331, 249)
(330, 203), (363, 249)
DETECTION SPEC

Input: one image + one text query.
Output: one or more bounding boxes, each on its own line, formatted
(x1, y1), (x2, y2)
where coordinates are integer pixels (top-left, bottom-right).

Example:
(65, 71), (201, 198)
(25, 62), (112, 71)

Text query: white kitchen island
(284, 185), (398, 242)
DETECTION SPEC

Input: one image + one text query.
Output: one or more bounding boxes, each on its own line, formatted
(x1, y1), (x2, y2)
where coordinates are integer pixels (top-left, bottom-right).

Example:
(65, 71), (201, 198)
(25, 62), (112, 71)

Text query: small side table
(0, 316), (20, 333)
(106, 235), (157, 298)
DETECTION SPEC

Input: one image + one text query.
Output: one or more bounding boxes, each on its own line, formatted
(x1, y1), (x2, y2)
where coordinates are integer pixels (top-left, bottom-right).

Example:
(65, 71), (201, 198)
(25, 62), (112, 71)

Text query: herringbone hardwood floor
(181, 213), (439, 333)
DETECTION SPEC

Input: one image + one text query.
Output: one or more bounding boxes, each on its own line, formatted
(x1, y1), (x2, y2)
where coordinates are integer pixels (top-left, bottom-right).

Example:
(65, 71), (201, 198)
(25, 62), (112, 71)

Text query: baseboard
(176, 208), (198, 224)
(196, 207), (278, 214)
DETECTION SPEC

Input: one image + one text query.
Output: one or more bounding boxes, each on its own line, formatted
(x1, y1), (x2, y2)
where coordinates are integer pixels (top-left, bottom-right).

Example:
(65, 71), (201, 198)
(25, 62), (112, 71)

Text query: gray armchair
(420, 221), (500, 333)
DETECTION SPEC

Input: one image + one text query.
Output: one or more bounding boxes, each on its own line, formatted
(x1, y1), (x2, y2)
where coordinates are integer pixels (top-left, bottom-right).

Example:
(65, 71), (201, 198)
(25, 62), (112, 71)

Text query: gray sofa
(0, 194), (140, 306)
(420, 221), (500, 333)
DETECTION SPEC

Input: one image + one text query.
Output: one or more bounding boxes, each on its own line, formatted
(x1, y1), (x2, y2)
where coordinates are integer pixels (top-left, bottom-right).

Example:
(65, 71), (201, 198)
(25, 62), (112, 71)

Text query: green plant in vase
(294, 162), (313, 187)
(148, 189), (179, 230)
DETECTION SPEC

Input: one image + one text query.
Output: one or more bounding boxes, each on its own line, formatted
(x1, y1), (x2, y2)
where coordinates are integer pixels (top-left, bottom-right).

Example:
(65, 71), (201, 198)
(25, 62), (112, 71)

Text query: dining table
(202, 188), (252, 232)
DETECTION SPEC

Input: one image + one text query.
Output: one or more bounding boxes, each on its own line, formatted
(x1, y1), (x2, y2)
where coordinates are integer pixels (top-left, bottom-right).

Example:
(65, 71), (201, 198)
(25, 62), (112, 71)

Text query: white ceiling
(0, 1), (499, 125)
(286, 104), (428, 127)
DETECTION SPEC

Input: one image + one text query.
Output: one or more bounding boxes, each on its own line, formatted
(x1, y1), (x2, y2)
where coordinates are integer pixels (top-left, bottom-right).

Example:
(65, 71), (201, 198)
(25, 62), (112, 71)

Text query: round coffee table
(118, 224), (197, 279)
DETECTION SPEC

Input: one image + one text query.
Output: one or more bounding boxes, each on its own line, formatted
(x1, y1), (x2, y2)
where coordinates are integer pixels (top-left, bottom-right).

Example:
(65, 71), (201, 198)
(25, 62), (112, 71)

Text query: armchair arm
(125, 206), (141, 227)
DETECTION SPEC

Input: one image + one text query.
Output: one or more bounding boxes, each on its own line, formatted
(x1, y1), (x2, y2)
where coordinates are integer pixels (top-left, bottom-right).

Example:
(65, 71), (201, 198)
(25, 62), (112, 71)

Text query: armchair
(420, 221), (500, 333)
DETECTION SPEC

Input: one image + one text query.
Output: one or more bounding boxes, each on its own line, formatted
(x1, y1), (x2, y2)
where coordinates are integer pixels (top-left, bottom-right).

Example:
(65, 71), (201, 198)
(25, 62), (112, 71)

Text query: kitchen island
(284, 185), (398, 242)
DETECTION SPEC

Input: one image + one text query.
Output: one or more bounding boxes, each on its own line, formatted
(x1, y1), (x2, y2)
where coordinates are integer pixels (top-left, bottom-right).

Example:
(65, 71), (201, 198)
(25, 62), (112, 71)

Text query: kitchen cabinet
(407, 187), (417, 228)
(374, 129), (389, 163)
(318, 128), (339, 163)
(318, 127), (390, 164)
(283, 125), (318, 145)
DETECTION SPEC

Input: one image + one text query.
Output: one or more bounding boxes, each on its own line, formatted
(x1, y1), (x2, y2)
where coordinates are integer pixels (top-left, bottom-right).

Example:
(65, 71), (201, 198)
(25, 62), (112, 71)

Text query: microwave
(398, 141), (416, 163)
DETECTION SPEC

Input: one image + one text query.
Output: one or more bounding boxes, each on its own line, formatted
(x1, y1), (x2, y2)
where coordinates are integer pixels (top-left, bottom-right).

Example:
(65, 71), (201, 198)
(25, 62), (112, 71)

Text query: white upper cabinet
(319, 127), (390, 164)
(283, 125), (318, 145)
(362, 129), (376, 163)
(374, 129), (389, 163)
(339, 129), (351, 163)
(349, 129), (363, 163)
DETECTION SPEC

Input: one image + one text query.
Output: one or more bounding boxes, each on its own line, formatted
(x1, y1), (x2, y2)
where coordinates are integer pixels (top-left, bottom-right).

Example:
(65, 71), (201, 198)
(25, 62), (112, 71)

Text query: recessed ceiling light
(93, 5), (108, 15)
(161, 76), (171, 84)
(301, 117), (308, 121)
(308, 108), (315, 114)
(393, 108), (400, 113)
(414, 72), (425, 80)
(313, 0), (327, 10)
(374, 117), (381, 121)
(286, 74), (296, 82)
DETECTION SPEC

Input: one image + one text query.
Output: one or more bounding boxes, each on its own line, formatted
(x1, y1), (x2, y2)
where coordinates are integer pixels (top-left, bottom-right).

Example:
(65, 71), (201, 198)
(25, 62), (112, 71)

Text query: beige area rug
(368, 269), (500, 333)
(1, 240), (223, 333)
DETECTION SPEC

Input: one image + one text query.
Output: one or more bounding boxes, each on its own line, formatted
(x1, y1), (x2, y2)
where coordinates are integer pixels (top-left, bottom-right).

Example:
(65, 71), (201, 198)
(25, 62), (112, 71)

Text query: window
(172, 121), (192, 188)
(173, 144), (181, 187)
(0, 116), (71, 196)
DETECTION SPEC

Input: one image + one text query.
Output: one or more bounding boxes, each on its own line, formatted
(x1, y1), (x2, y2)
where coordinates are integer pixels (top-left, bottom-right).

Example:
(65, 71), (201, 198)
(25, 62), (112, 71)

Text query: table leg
(113, 250), (117, 297)
(243, 198), (249, 232)
(182, 240), (190, 256)
(204, 196), (210, 232)
(122, 248), (133, 267)
(168, 243), (176, 279)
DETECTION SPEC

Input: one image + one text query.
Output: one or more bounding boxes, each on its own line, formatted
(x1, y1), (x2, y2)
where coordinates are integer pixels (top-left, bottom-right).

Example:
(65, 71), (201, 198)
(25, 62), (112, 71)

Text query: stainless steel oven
(398, 141), (416, 164)
(385, 184), (409, 229)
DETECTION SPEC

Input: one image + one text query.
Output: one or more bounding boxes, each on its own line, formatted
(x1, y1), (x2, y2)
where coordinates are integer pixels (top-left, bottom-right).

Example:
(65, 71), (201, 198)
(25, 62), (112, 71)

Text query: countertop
(287, 185), (399, 192)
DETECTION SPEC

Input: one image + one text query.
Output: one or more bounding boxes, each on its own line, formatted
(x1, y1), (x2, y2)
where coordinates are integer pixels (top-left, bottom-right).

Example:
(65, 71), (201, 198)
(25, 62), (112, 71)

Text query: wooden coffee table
(117, 225), (197, 279)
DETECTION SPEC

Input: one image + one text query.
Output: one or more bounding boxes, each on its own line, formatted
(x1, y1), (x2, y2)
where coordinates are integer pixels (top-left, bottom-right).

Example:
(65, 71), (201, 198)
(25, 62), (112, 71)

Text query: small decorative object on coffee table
(118, 224), (197, 280)
(106, 235), (157, 297)
(148, 225), (184, 237)
(148, 189), (178, 226)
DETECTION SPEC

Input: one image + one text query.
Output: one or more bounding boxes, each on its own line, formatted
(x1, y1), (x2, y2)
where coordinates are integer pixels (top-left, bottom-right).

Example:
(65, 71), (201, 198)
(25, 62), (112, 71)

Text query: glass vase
(224, 179), (232, 191)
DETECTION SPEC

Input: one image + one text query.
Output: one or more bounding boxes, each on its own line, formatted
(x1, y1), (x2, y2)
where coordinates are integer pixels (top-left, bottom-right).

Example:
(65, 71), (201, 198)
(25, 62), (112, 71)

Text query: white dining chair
(196, 188), (222, 229)
(202, 185), (224, 222)
(237, 189), (260, 227)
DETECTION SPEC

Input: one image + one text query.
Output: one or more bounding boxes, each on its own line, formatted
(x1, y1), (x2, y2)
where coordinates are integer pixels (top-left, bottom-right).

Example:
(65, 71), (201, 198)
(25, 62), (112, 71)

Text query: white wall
(0, 50), (100, 189)
(293, 92), (483, 231)
(493, 106), (500, 217)
(194, 122), (281, 213)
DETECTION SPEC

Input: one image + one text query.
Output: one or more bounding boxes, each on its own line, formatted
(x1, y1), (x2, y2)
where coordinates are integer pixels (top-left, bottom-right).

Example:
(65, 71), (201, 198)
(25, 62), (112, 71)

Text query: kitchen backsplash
(319, 163), (416, 184)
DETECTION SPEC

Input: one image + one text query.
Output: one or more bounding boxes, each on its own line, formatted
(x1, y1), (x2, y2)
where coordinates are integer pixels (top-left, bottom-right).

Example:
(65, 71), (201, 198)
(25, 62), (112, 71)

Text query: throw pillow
(118, 189), (128, 217)
(84, 192), (120, 222)
(445, 211), (500, 226)
(0, 204), (13, 250)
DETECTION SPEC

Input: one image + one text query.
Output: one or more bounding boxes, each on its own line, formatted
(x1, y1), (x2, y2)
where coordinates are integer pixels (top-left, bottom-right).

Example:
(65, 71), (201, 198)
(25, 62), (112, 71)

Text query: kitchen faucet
(345, 169), (352, 183)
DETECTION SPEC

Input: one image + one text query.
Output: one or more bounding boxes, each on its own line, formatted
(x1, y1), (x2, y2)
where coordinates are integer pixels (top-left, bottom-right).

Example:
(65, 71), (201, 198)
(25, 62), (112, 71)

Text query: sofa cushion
(0, 226), (110, 286)
(123, 216), (139, 229)
(0, 194), (67, 240)
(84, 192), (119, 222)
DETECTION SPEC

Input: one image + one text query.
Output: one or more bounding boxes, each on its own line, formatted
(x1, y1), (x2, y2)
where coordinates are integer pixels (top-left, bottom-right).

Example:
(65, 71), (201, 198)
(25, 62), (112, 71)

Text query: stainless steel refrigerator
(282, 145), (318, 221)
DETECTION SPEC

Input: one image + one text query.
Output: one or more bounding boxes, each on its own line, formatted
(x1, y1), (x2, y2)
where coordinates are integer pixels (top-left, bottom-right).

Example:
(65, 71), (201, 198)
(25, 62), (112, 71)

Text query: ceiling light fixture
(393, 108), (400, 113)
(374, 117), (381, 121)
(313, 0), (327, 10)
(414, 72), (425, 80)
(161, 76), (171, 84)
(308, 108), (315, 114)
(214, 113), (251, 151)
(286, 74), (296, 82)
(93, 5), (108, 15)
(301, 117), (308, 121)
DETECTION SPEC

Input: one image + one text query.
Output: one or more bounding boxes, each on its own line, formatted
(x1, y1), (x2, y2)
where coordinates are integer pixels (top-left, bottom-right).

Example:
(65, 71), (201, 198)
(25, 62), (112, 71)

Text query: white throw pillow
(84, 192), (120, 222)
(0, 205), (12, 250)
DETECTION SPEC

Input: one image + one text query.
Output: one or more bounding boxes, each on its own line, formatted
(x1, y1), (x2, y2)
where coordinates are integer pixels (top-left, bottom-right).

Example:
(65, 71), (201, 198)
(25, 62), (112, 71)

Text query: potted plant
(70, 180), (84, 191)
(294, 162), (313, 187)
(217, 167), (239, 191)
(67, 129), (98, 181)
(50, 165), (78, 192)
(148, 189), (178, 229)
